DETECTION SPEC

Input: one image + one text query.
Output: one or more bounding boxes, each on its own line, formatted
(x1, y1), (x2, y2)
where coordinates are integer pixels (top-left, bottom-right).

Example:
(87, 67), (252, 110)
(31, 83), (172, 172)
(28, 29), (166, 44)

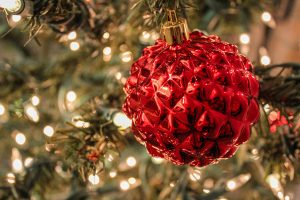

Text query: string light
(88, 174), (100, 185)
(189, 170), (201, 182)
(24, 157), (33, 167)
(67, 31), (77, 40)
(103, 47), (112, 56)
(11, 14), (21, 22)
(120, 51), (133, 63)
(0, 0), (23, 13)
(128, 177), (136, 185)
(170, 182), (175, 187)
(126, 156), (137, 167)
(43, 125), (54, 137)
(112, 112), (132, 129)
(0, 103), (5, 115)
(260, 55), (271, 65)
(70, 41), (80, 51)
(66, 90), (77, 102)
(31, 95), (40, 106)
(226, 173), (251, 191)
(120, 180), (130, 191)
(12, 148), (23, 173)
(151, 157), (164, 164)
(266, 174), (280, 189)
(103, 32), (110, 39)
(72, 115), (90, 128)
(109, 170), (117, 178)
(226, 180), (237, 190)
(203, 189), (210, 194)
(261, 11), (272, 23)
(239, 33), (250, 44)
(15, 132), (26, 145)
(25, 104), (39, 122)
(6, 173), (15, 184)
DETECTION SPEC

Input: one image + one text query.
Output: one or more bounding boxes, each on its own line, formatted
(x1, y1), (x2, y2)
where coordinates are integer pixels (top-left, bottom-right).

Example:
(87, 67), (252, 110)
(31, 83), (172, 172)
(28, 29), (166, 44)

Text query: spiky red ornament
(123, 30), (259, 166)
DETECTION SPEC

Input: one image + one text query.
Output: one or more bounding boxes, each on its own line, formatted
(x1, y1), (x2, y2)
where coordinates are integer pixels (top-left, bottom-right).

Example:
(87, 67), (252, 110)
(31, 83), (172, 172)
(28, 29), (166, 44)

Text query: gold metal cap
(161, 10), (189, 45)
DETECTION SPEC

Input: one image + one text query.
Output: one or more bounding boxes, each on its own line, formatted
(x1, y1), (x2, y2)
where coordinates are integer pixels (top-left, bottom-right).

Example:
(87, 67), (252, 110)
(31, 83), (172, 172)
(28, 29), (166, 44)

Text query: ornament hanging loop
(162, 9), (189, 45)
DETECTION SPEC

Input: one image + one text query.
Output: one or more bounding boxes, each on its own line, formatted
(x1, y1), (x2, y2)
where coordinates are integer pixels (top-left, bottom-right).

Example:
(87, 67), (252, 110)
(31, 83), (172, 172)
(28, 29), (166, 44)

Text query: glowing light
(226, 180), (237, 191)
(103, 47), (112, 56)
(285, 195), (291, 200)
(0, 0), (23, 13)
(128, 177), (136, 185)
(261, 55), (271, 65)
(25, 105), (39, 122)
(67, 31), (77, 40)
(126, 156), (137, 167)
(66, 90), (77, 102)
(12, 159), (23, 172)
(0, 103), (5, 115)
(109, 170), (117, 178)
(31, 95), (40, 106)
(11, 15), (21, 22)
(240, 33), (250, 44)
(142, 31), (151, 39)
(170, 182), (175, 187)
(251, 148), (258, 155)
(189, 170), (201, 182)
(203, 189), (210, 194)
(6, 173), (15, 184)
(112, 112), (132, 129)
(88, 174), (100, 185)
(266, 174), (280, 189)
(115, 72), (122, 80)
(103, 32), (110, 39)
(277, 192), (284, 199)
(24, 157), (33, 167)
(121, 51), (133, 63)
(15, 132), (26, 145)
(261, 11), (272, 22)
(72, 116), (90, 128)
(120, 180), (130, 191)
(43, 125), (54, 137)
(152, 157), (164, 164)
(70, 41), (80, 51)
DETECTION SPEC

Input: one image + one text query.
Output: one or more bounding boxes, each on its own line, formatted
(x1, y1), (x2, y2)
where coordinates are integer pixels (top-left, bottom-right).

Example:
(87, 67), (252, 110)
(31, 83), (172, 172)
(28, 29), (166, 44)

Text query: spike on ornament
(123, 10), (260, 167)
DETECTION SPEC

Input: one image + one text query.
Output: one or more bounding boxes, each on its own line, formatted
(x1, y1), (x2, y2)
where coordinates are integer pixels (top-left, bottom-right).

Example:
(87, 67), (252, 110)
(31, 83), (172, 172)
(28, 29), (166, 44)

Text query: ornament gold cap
(161, 9), (189, 45)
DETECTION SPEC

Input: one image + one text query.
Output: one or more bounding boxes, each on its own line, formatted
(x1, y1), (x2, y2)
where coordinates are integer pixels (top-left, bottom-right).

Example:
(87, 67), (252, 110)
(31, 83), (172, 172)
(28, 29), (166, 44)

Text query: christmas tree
(0, 0), (299, 199)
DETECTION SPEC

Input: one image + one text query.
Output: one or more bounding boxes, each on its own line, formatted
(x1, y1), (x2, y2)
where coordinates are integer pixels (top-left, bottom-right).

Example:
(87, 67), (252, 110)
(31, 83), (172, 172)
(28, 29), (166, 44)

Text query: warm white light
(277, 192), (284, 199)
(103, 47), (112, 56)
(170, 182), (175, 187)
(107, 154), (114, 162)
(128, 177), (136, 185)
(11, 15), (21, 22)
(67, 31), (77, 40)
(103, 32), (110, 39)
(25, 105), (39, 122)
(0, 103), (5, 115)
(266, 174), (280, 189)
(70, 41), (80, 51)
(12, 159), (23, 172)
(31, 95), (40, 106)
(152, 157), (164, 164)
(24, 157), (33, 167)
(15, 132), (26, 145)
(261, 11), (272, 22)
(120, 180), (130, 191)
(142, 31), (151, 39)
(66, 90), (77, 102)
(43, 125), (54, 137)
(113, 112), (132, 129)
(72, 116), (90, 128)
(203, 189), (210, 194)
(6, 173), (15, 184)
(261, 55), (271, 65)
(109, 170), (117, 178)
(285, 195), (291, 200)
(88, 174), (100, 185)
(226, 180), (237, 191)
(126, 156), (137, 167)
(0, 0), (23, 13)
(240, 33), (250, 44)
(121, 51), (133, 63)
(189, 171), (201, 182)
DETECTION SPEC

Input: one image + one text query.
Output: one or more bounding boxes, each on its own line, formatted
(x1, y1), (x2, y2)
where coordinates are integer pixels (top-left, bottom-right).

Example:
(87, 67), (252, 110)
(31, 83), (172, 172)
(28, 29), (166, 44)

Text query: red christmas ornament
(123, 11), (259, 167)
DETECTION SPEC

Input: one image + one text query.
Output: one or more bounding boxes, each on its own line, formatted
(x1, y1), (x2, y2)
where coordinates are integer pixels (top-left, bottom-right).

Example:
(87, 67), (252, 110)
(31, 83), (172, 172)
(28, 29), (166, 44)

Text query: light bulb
(109, 170), (117, 178)
(0, 0), (23, 13)
(120, 51), (133, 63)
(103, 47), (112, 56)
(12, 159), (23, 172)
(31, 95), (40, 106)
(103, 32), (110, 39)
(226, 180), (237, 190)
(11, 14), (21, 22)
(88, 174), (100, 185)
(0, 103), (5, 115)
(6, 173), (15, 184)
(43, 125), (54, 137)
(151, 157), (164, 164)
(261, 11), (272, 23)
(189, 171), (201, 182)
(126, 156), (137, 167)
(15, 132), (26, 145)
(70, 41), (80, 51)
(67, 31), (77, 40)
(261, 55), (271, 65)
(128, 177), (136, 185)
(239, 33), (250, 44)
(24, 157), (33, 167)
(120, 180), (130, 191)
(66, 90), (77, 102)
(25, 104), (39, 122)
(112, 112), (131, 129)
